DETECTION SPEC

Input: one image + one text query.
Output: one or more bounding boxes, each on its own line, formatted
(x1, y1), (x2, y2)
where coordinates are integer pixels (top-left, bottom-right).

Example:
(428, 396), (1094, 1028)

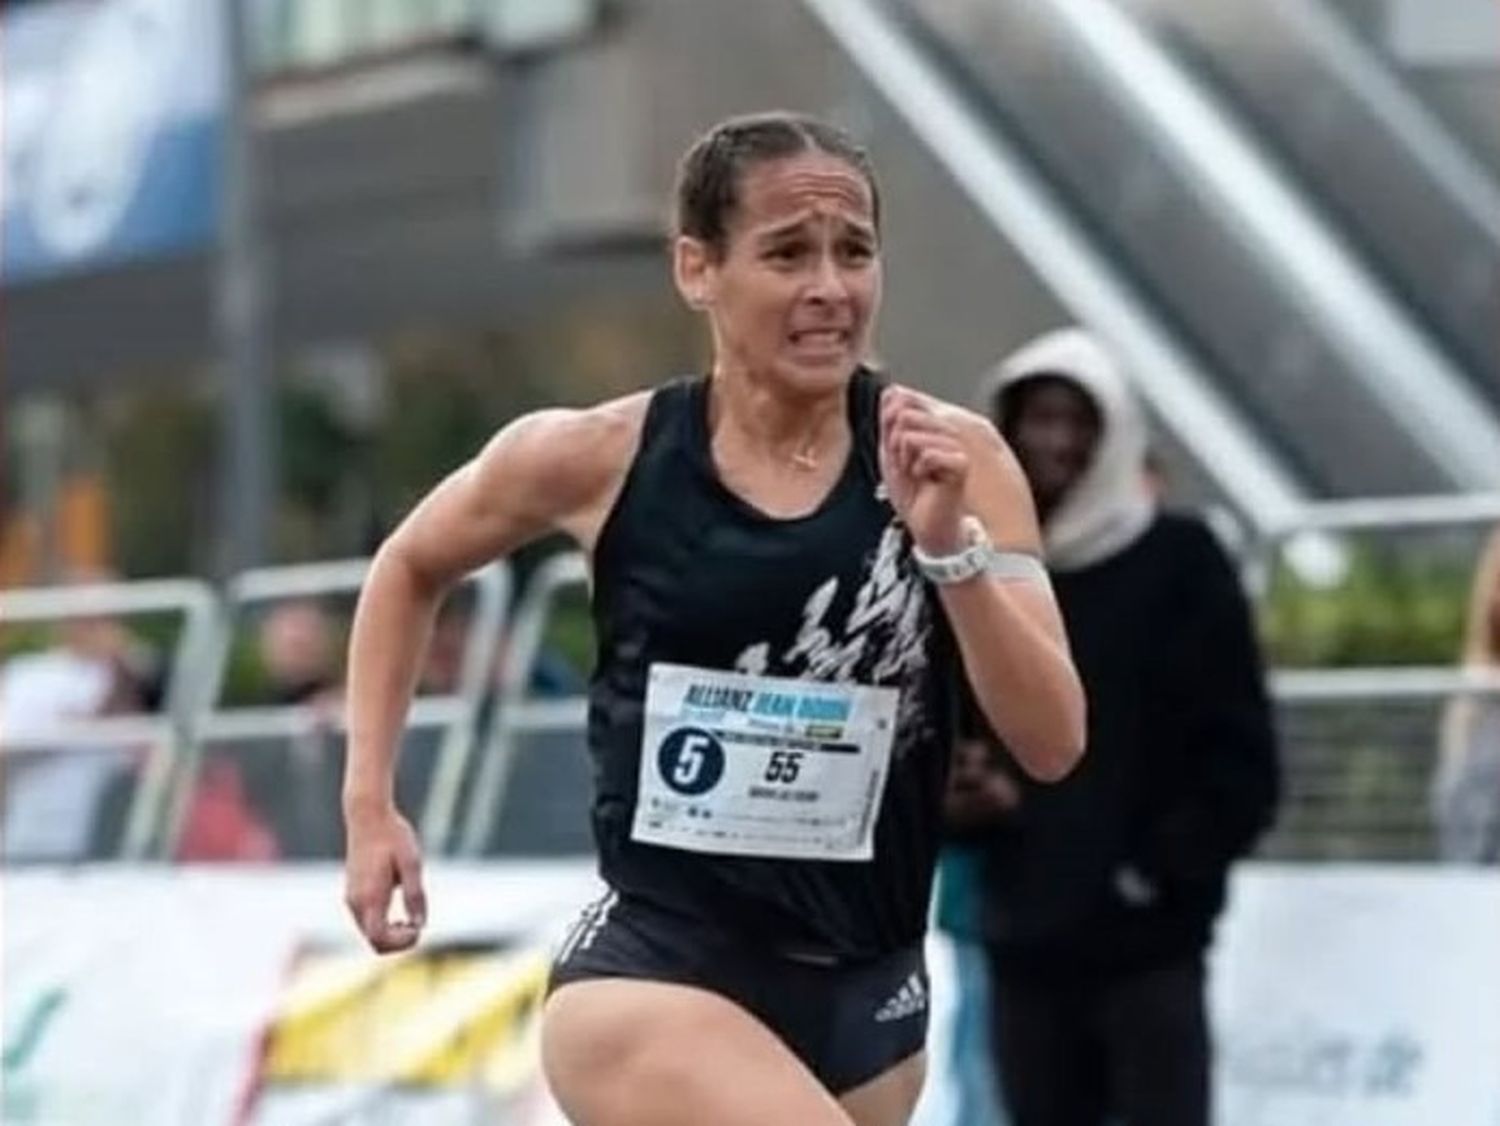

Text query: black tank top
(587, 368), (957, 957)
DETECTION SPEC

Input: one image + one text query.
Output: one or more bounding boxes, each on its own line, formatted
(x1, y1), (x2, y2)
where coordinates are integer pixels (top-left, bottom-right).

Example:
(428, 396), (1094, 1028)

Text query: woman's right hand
(343, 803), (427, 954)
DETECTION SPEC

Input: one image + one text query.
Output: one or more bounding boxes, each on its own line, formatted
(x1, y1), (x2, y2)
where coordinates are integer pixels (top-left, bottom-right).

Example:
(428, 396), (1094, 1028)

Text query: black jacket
(965, 513), (1280, 977)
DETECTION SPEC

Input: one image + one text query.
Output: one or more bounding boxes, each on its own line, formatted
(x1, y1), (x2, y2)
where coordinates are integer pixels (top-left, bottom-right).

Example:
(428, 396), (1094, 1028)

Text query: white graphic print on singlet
(733, 523), (932, 759)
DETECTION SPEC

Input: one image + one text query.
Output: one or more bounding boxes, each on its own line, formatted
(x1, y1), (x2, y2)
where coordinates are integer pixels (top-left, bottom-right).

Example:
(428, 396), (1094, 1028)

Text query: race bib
(631, 663), (899, 861)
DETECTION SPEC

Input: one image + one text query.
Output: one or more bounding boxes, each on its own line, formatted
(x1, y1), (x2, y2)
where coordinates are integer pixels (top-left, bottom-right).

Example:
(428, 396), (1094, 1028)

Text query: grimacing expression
(1002, 376), (1102, 512)
(675, 152), (881, 395)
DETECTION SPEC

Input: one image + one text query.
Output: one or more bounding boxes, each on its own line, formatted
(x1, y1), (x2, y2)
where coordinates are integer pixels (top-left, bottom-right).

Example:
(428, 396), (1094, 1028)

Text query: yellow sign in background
(263, 941), (550, 1094)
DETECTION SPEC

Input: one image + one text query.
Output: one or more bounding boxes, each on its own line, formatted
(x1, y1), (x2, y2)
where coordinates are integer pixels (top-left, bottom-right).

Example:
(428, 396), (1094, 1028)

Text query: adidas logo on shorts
(874, 972), (927, 1023)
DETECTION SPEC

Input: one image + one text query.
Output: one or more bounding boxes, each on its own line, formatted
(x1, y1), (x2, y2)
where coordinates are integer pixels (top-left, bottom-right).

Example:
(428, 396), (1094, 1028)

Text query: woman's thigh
(542, 977), (853, 1126)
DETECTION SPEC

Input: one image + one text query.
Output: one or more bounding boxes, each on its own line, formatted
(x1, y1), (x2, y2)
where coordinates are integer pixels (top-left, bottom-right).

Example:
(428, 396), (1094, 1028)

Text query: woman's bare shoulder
(529, 390), (653, 462)
(481, 389), (655, 544)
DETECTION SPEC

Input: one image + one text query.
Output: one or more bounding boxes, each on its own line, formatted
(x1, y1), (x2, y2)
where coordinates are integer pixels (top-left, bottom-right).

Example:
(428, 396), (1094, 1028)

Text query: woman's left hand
(879, 386), (970, 553)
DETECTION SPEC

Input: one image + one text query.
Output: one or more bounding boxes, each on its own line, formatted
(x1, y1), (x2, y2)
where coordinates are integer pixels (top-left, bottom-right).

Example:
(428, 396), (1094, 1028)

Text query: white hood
(979, 327), (1156, 571)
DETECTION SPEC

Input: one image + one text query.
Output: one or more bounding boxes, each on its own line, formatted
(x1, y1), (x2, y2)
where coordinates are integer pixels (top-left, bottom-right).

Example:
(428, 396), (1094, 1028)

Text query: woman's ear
(673, 235), (713, 310)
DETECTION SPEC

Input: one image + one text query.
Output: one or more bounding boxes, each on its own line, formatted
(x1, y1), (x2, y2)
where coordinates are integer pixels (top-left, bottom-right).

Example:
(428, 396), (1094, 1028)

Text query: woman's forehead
(734, 154), (874, 230)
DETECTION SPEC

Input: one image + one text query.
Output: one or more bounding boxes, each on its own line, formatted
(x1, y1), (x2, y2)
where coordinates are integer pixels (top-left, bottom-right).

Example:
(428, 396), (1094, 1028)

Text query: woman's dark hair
(673, 111), (881, 257)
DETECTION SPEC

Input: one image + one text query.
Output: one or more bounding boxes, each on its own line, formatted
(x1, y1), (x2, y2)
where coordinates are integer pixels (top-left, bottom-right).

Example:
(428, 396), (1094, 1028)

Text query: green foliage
(65, 300), (696, 577)
(367, 364), (499, 528)
(1259, 543), (1471, 668)
(1253, 544), (1473, 860)
(279, 382), (360, 513)
(543, 586), (597, 680)
(103, 388), (215, 578)
(0, 624), (53, 661)
(217, 631), (274, 708)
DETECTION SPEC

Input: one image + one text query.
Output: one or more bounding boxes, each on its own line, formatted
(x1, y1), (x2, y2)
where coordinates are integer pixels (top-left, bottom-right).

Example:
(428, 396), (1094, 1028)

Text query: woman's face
(675, 152), (881, 397)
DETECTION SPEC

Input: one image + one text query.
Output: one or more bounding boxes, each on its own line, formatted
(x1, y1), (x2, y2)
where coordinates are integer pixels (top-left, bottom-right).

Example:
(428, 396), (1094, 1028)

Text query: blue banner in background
(1, 0), (224, 286)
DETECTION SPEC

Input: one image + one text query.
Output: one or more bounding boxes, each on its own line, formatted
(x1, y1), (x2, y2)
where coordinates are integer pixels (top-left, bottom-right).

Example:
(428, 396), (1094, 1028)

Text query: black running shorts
(547, 889), (929, 1095)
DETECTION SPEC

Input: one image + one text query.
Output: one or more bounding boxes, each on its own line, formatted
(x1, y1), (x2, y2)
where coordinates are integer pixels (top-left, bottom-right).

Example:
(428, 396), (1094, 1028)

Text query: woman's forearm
(343, 544), (445, 813)
(939, 579), (1085, 782)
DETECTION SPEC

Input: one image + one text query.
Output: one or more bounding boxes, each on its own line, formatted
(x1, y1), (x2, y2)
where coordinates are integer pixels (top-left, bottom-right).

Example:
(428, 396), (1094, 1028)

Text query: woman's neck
(708, 362), (851, 472)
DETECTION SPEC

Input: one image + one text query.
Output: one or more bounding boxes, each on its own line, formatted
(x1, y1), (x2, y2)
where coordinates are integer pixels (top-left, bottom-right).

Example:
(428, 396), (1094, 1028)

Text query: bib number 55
(763, 750), (804, 784)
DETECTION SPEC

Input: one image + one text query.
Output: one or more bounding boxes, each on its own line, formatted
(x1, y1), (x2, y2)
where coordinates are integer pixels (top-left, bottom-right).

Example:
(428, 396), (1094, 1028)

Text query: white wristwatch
(912, 518), (1049, 586)
(912, 539), (993, 585)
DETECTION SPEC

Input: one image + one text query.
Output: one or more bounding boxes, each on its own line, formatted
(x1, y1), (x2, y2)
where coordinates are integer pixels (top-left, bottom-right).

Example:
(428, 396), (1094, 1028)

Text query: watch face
(916, 543), (984, 584)
(30, 0), (181, 259)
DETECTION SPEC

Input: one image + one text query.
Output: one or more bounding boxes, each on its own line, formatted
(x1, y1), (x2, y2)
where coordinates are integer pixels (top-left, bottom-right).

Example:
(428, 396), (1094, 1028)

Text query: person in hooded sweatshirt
(944, 327), (1281, 1126)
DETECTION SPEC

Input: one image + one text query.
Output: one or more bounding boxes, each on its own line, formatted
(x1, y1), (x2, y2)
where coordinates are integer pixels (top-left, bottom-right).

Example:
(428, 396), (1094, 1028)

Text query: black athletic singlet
(585, 368), (957, 959)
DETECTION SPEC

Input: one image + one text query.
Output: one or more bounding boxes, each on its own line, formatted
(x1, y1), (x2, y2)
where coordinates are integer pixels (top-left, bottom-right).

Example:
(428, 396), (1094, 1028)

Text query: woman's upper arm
(381, 399), (643, 588)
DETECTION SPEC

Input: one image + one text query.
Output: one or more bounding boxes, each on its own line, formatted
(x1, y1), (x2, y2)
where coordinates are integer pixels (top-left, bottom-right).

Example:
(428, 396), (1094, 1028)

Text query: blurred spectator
(0, 570), (162, 860)
(257, 598), (342, 708)
(1432, 528), (1500, 863)
(945, 328), (1280, 1126)
(490, 617), (588, 701)
(176, 599), (343, 863)
(418, 605), (471, 697)
(173, 756), (281, 863)
(0, 578), (161, 733)
(935, 737), (1014, 1126)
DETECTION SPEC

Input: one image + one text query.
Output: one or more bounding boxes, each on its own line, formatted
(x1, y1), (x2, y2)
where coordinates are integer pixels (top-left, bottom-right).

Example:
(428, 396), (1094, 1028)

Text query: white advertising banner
(1211, 865), (1500, 1126)
(1, 862), (599, 1125)
(915, 864), (1500, 1126)
(4, 863), (1499, 1125)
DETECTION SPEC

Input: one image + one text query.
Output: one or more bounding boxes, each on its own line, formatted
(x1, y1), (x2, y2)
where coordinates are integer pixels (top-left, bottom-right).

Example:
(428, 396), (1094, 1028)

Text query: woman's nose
(805, 250), (849, 302)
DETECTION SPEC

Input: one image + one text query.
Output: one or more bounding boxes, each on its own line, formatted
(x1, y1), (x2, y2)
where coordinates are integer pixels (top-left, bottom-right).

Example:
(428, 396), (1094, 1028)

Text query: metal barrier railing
(161, 558), (508, 860)
(1240, 490), (1500, 593)
(4, 488), (1496, 865)
(1257, 491), (1500, 543)
(0, 579), (224, 860)
(458, 551), (588, 857)
(1266, 668), (1500, 861)
(1274, 666), (1500, 703)
(1247, 498), (1500, 860)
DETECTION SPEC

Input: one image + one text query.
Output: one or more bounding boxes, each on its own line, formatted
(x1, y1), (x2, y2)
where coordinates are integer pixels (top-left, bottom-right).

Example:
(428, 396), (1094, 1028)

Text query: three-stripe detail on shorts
(555, 889), (619, 966)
